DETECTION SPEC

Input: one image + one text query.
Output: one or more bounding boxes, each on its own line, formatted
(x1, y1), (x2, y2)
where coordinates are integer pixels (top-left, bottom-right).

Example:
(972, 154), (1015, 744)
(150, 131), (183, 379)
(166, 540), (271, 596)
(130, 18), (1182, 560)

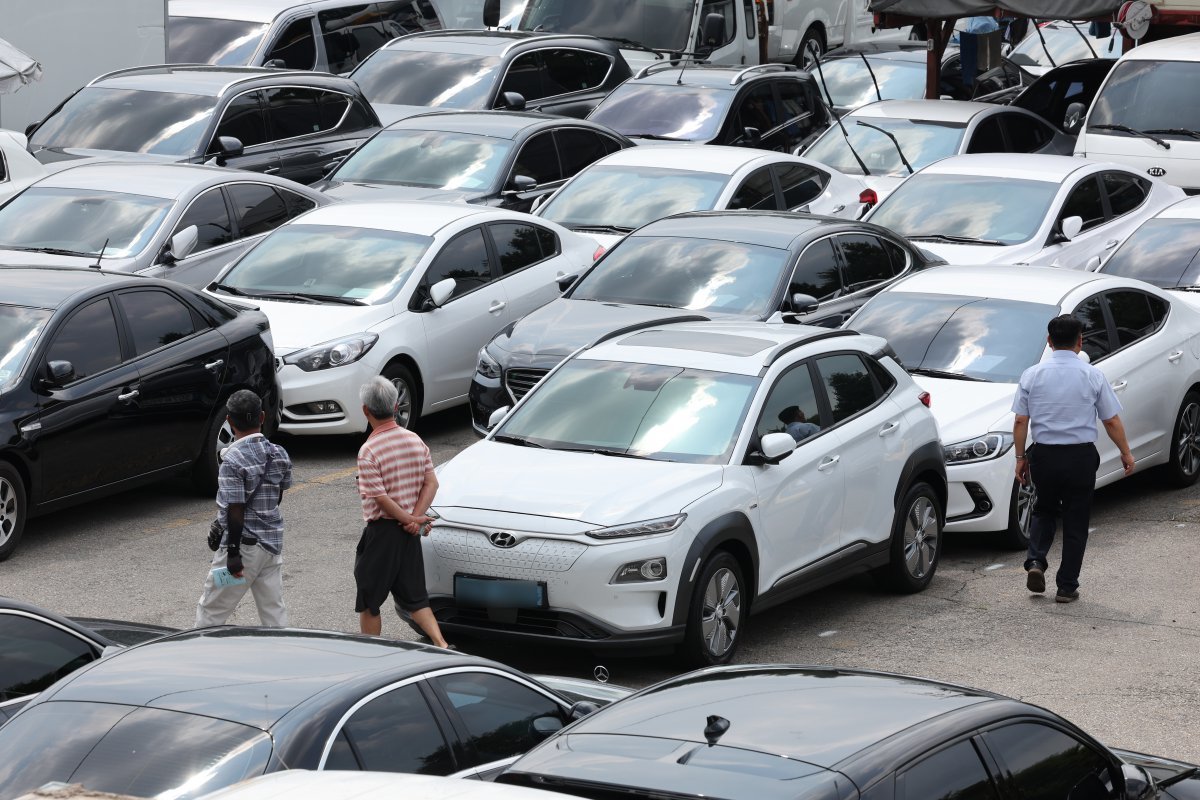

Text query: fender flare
(894, 440), (948, 510)
(670, 511), (759, 627)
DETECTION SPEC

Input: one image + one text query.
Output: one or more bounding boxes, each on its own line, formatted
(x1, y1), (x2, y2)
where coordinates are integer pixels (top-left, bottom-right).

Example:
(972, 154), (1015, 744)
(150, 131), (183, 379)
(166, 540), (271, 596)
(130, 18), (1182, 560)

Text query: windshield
(817, 57), (926, 109)
(519, 0), (696, 53)
(540, 166), (728, 231)
(332, 129), (514, 190)
(804, 117), (966, 176)
(0, 305), (51, 393)
(0, 702), (273, 800)
(0, 188), (173, 258)
(589, 83), (730, 141)
(30, 87), (214, 157)
(1089, 60), (1200, 138)
(852, 292), (1056, 382)
(1101, 218), (1200, 288)
(351, 50), (501, 107)
(220, 224), (431, 304)
(496, 360), (757, 464)
(571, 236), (791, 316)
(868, 174), (1058, 245)
(167, 17), (269, 65)
(1010, 24), (1104, 68)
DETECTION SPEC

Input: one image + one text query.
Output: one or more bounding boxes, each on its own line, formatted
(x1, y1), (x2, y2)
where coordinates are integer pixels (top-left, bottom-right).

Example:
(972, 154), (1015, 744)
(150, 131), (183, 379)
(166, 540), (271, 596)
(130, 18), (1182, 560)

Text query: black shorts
(353, 519), (429, 615)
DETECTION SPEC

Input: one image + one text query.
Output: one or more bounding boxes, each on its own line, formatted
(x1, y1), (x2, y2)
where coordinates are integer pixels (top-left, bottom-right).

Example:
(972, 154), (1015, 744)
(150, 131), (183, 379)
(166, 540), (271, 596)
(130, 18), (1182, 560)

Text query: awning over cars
(868, 1), (1124, 19)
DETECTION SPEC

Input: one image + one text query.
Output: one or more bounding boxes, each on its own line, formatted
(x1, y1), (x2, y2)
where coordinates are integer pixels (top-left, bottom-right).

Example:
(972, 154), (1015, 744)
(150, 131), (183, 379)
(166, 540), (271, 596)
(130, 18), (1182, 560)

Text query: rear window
(1100, 218), (1200, 288)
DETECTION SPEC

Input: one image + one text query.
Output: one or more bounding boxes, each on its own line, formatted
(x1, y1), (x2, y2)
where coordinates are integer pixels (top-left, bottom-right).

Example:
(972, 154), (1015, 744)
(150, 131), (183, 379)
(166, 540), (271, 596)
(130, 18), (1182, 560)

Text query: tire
(795, 27), (825, 70)
(382, 362), (421, 430)
(881, 482), (942, 593)
(1165, 391), (1200, 488)
(681, 551), (746, 667)
(0, 462), (28, 562)
(998, 479), (1035, 551)
(192, 408), (236, 494)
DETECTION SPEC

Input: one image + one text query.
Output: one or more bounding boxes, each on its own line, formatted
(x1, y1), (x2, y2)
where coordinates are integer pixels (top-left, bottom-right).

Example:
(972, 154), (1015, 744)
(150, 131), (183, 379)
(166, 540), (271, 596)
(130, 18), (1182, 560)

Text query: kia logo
(1148, 166), (1167, 177)
(488, 531), (519, 548)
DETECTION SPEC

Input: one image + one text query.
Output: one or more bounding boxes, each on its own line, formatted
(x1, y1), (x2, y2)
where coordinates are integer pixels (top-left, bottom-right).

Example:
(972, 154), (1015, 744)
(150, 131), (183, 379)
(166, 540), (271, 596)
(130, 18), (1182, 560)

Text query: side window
(1001, 113), (1052, 152)
(490, 223), (549, 275)
(117, 291), (199, 356)
(280, 189), (318, 217)
(699, 0), (737, 47)
(735, 82), (779, 138)
(1105, 290), (1160, 348)
(838, 235), (894, 290)
(227, 184), (290, 237)
(742, 0), (756, 38)
(1061, 177), (1106, 231)
(536, 227), (559, 257)
(512, 132), (563, 186)
(0, 152), (8, 183)
(432, 673), (563, 765)
(1148, 293), (1169, 325)
(881, 238), (911, 275)
(319, 5), (387, 74)
(900, 740), (1000, 800)
(423, 227), (493, 301)
(214, 92), (267, 149)
(757, 362), (823, 444)
(1102, 172), (1149, 218)
(338, 684), (454, 774)
(174, 187), (233, 253)
(728, 167), (779, 210)
(775, 81), (821, 142)
(377, 0), (443, 37)
(341, 97), (378, 132)
(1071, 295), (1113, 362)
(0, 614), (97, 701)
(774, 163), (828, 210)
(318, 91), (352, 131)
(541, 49), (613, 96)
(599, 134), (624, 155)
(324, 730), (360, 770)
(500, 52), (547, 103)
(789, 238), (841, 301)
(984, 723), (1114, 800)
(555, 129), (610, 178)
(264, 87), (324, 141)
(966, 116), (1005, 153)
(45, 298), (124, 380)
(815, 353), (881, 423)
(264, 16), (317, 70)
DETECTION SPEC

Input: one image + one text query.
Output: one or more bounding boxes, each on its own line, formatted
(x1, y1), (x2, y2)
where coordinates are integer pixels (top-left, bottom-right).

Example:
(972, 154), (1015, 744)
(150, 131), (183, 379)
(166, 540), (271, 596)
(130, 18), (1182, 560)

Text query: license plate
(455, 575), (546, 609)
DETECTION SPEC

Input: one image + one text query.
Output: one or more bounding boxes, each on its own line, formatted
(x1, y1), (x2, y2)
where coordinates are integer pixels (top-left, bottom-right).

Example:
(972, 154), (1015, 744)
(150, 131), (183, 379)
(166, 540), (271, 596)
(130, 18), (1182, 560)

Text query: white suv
(424, 321), (946, 665)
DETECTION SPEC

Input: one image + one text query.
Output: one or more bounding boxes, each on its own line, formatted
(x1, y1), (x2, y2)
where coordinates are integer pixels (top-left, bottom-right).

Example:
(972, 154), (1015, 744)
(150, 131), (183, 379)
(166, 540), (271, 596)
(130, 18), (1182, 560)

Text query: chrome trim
(158, 179), (311, 264)
(209, 85), (362, 154)
(496, 47), (615, 107)
(89, 65), (321, 94)
(730, 63), (797, 85)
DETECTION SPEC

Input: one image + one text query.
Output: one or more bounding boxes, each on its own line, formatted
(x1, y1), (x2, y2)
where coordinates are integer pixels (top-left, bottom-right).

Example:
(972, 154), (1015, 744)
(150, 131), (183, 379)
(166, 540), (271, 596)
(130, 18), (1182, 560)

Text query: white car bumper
(277, 359), (376, 435)
(943, 455), (1015, 533)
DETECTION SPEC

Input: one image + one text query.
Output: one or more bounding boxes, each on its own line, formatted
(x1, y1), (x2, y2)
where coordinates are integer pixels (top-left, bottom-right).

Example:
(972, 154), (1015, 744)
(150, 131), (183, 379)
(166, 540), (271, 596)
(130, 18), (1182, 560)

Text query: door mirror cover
(24, 120), (40, 139)
(532, 715), (565, 738)
(701, 12), (726, 47)
(216, 135), (244, 158)
(759, 432), (797, 464)
(507, 174), (537, 194)
(568, 700), (600, 719)
(482, 0), (501, 27)
(557, 273), (579, 293)
(168, 225), (200, 263)
(263, 58), (287, 69)
(45, 360), (76, 387)
(1063, 101), (1087, 134)
(487, 406), (511, 430)
(498, 91), (526, 111)
(741, 126), (761, 144)
(791, 293), (819, 313)
(1060, 215), (1084, 241)
(428, 277), (456, 309)
(1120, 764), (1154, 800)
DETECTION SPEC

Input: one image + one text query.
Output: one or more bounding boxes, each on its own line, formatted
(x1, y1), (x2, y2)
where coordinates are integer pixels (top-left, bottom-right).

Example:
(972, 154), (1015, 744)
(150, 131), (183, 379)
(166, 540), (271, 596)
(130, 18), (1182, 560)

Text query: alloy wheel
(1177, 402), (1200, 477)
(1016, 480), (1036, 538)
(215, 420), (235, 459)
(701, 567), (741, 658)
(800, 38), (823, 70)
(903, 496), (939, 579)
(391, 377), (413, 428)
(0, 476), (15, 546)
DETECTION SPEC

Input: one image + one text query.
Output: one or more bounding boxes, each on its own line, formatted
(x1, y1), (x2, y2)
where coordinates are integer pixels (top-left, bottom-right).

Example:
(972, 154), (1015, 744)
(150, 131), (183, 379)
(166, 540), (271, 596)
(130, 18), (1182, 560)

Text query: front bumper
(277, 360), (374, 435)
(944, 455), (1014, 533)
(469, 372), (508, 435)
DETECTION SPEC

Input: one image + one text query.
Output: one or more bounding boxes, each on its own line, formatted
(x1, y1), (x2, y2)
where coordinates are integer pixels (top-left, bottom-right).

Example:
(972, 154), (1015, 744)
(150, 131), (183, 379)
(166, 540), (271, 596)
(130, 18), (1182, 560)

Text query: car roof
(296, 200), (495, 234)
(169, 0), (309, 23)
(891, 264), (1111, 302)
(1115, 30), (1200, 61)
(90, 65), (323, 96)
(849, 99), (998, 123)
(0, 267), (152, 310)
(382, 31), (597, 56)
(634, 64), (810, 89)
(631, 210), (832, 249)
(825, 46), (927, 63)
(590, 144), (788, 174)
(1156, 196), (1200, 220)
(33, 162), (263, 199)
(202, 771), (568, 800)
(914, 153), (1094, 182)
(388, 110), (583, 138)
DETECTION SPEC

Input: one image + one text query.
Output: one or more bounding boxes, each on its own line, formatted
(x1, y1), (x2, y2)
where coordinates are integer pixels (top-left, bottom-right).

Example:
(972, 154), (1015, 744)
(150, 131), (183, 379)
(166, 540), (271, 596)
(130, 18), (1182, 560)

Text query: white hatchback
(425, 321), (945, 665)
(207, 201), (596, 433)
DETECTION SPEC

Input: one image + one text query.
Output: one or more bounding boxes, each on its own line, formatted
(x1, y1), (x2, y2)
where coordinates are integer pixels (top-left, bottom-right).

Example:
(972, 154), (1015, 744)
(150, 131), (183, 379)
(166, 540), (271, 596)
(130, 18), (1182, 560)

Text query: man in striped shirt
(354, 376), (449, 647)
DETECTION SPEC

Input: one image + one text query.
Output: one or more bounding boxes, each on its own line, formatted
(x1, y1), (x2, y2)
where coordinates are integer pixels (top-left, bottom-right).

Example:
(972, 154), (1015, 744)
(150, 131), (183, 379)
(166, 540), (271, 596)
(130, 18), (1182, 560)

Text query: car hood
(0, 249), (139, 272)
(913, 375), (1017, 445)
(370, 103), (441, 127)
(908, 241), (1029, 265)
(320, 181), (479, 204)
(434, 440), (724, 527)
(220, 296), (395, 353)
(32, 147), (179, 166)
(565, 231), (625, 250)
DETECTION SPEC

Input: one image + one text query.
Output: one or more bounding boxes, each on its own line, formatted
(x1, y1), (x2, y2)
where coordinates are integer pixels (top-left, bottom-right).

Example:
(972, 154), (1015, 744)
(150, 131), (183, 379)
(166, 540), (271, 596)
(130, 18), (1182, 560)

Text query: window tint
(790, 238), (841, 301)
(215, 92), (267, 149)
(542, 49), (612, 96)
(1106, 290), (1160, 348)
(775, 163), (828, 209)
(1102, 172), (1148, 217)
(46, 298), (123, 380)
(117, 291), (199, 356)
(735, 83), (779, 137)
(966, 116), (1005, 153)
(340, 684), (453, 773)
(433, 673), (562, 765)
(264, 16), (316, 70)
(838, 235), (893, 289)
(1072, 296), (1112, 362)
(281, 189), (318, 217)
(901, 740), (999, 800)
(490, 223), (548, 275)
(1061, 177), (1106, 231)
(378, 0), (442, 37)
(0, 615), (96, 701)
(816, 353), (880, 422)
(728, 167), (778, 210)
(1001, 113), (1051, 152)
(537, 227), (558, 257)
(318, 91), (351, 130)
(985, 723), (1114, 800)
(555, 129), (611, 178)
(176, 188), (233, 253)
(775, 81), (822, 144)
(512, 132), (562, 185)
(1148, 294), (1169, 324)
(265, 87), (323, 140)
(424, 227), (492, 300)
(0, 152), (8, 183)
(319, 5), (389, 74)
(227, 184), (290, 236)
(758, 362), (823, 444)
(881, 238), (910, 275)
(325, 729), (360, 770)
(501, 52), (546, 103)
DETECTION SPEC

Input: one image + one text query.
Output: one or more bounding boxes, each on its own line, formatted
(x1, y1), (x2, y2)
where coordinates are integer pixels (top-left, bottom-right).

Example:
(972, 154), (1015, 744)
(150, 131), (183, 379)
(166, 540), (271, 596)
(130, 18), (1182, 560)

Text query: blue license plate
(455, 575), (547, 609)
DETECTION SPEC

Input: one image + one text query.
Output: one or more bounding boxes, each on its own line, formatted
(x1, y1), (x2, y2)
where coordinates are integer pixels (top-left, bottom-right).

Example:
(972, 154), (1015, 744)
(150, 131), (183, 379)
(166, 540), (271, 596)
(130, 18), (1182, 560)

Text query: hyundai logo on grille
(1149, 166), (1167, 177)
(489, 531), (519, 548)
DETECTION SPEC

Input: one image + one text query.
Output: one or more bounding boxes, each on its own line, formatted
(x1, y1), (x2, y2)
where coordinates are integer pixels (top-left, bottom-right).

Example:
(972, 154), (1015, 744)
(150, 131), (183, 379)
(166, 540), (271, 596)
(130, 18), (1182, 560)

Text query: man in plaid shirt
(195, 390), (293, 627)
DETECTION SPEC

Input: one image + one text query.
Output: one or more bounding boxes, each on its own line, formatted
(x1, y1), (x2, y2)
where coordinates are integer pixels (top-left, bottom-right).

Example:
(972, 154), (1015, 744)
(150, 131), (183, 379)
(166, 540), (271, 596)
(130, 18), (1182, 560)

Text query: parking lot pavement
(5, 409), (1200, 761)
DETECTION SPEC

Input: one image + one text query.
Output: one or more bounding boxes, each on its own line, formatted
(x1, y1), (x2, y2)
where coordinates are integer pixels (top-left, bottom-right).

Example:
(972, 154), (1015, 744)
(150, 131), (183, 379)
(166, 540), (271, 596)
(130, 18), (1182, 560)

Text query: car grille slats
(505, 368), (548, 403)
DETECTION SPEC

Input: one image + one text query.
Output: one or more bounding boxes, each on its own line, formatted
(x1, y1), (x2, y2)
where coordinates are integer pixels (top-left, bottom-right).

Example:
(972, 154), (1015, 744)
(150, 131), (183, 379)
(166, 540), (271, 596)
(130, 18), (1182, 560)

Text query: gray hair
(360, 376), (398, 420)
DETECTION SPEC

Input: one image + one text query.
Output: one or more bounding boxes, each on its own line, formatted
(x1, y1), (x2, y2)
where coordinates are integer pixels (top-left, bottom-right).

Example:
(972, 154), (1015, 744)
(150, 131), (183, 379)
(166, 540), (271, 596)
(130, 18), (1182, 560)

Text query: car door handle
(117, 388), (140, 403)
(1111, 380), (1128, 392)
(817, 455), (840, 471)
(263, 167), (281, 174)
(878, 421), (900, 436)
(204, 359), (225, 372)
(1169, 350), (1184, 363)
(1105, 239), (1120, 250)
(488, 301), (506, 313)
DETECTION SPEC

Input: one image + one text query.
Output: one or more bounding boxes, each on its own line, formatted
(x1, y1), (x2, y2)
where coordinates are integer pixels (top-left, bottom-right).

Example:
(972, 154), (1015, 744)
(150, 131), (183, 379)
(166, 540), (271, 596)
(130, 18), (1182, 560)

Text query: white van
(1074, 32), (1200, 193)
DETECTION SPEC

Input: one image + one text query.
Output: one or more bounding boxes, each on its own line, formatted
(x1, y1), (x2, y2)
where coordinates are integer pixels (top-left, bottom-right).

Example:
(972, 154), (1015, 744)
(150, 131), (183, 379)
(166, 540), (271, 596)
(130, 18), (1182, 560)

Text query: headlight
(586, 514), (687, 540)
(944, 432), (1013, 465)
(283, 333), (378, 372)
(611, 557), (667, 583)
(476, 345), (501, 379)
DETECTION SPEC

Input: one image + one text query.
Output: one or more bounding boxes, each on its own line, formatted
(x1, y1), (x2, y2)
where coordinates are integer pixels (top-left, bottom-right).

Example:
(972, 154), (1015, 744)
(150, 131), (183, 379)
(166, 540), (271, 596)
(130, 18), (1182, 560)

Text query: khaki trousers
(195, 544), (288, 628)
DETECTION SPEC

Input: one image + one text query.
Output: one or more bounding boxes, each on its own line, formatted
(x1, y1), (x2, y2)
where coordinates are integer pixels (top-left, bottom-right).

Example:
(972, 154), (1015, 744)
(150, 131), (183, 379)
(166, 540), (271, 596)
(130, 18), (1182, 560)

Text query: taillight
(592, 244), (606, 261)
(918, 391), (931, 408)
(859, 188), (879, 207)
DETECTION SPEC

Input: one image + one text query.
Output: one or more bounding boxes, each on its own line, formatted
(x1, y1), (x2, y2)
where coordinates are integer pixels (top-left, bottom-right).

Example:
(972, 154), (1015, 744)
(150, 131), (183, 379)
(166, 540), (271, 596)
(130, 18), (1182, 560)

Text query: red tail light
(859, 188), (879, 207)
(918, 391), (931, 408)
(592, 244), (607, 261)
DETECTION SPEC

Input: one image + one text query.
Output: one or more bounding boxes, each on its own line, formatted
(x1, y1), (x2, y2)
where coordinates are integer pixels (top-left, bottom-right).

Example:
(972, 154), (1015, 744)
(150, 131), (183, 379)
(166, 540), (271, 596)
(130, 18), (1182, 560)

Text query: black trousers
(1025, 443), (1100, 593)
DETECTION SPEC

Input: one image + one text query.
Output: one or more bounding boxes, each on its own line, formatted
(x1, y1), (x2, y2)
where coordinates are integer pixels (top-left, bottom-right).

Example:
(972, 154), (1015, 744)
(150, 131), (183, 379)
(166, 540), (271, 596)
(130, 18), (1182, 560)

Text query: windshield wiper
(210, 282), (250, 297)
(597, 36), (666, 56)
(555, 446), (646, 459)
(909, 234), (1005, 246)
(1158, 766), (1200, 789)
(1090, 124), (1171, 149)
(570, 224), (634, 234)
(910, 367), (986, 382)
(7, 245), (96, 257)
(855, 120), (914, 174)
(1167, 285), (1200, 292)
(1146, 127), (1200, 140)
(492, 434), (545, 448)
(253, 291), (366, 306)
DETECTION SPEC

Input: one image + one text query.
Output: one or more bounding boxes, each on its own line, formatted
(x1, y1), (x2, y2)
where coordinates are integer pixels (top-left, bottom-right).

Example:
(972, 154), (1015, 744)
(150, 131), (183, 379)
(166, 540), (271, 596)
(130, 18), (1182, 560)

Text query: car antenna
(1030, 19), (1058, 68)
(855, 119), (914, 174)
(811, 56), (872, 176)
(858, 52), (883, 102)
(704, 715), (730, 747)
(91, 238), (109, 270)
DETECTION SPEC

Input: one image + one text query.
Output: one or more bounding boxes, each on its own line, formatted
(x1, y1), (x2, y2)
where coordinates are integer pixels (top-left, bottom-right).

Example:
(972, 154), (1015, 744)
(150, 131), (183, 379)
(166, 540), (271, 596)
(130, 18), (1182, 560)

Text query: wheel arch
(0, 452), (32, 507)
(382, 353), (425, 413)
(895, 441), (948, 514)
(670, 511), (759, 627)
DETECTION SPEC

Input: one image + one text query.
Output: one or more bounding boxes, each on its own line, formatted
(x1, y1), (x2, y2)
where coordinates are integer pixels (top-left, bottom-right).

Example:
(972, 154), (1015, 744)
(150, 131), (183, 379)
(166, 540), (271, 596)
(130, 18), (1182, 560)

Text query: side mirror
(322, 156), (345, 176)
(532, 715), (564, 739)
(752, 432), (797, 466)
(211, 135), (244, 166)
(568, 700), (600, 720)
(1078, 349), (1091, 364)
(43, 360), (76, 388)
(1060, 215), (1084, 242)
(1064, 101), (1086, 134)
(428, 277), (455, 309)
(163, 225), (199, 265)
(1086, 255), (1102, 271)
(740, 126), (761, 145)
(263, 58), (287, 69)
(505, 174), (537, 195)
(790, 293), (819, 313)
(487, 406), (511, 430)
(1120, 764), (1154, 800)
(701, 12), (726, 49)
(24, 120), (40, 138)
(497, 91), (526, 111)
(557, 273), (579, 293)
(482, 0), (500, 27)
(530, 194), (549, 213)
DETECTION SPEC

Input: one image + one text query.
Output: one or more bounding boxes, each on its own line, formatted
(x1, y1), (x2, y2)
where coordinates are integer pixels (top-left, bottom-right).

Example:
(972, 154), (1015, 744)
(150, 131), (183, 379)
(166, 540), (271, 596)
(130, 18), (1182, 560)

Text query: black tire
(681, 550), (745, 667)
(881, 482), (942, 593)
(795, 27), (826, 70)
(997, 479), (1035, 551)
(382, 362), (421, 430)
(0, 462), (28, 562)
(1165, 391), (1200, 488)
(192, 408), (236, 494)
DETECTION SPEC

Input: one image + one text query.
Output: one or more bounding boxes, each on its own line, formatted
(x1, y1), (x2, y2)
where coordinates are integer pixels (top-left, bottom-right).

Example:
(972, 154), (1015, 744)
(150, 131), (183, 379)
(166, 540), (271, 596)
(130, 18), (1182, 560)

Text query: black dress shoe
(1026, 567), (1045, 593)
(1055, 589), (1080, 603)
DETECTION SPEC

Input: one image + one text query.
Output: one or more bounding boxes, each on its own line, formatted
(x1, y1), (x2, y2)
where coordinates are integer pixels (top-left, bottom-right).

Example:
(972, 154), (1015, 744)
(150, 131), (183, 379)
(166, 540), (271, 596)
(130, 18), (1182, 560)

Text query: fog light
(303, 401), (342, 414)
(611, 557), (667, 584)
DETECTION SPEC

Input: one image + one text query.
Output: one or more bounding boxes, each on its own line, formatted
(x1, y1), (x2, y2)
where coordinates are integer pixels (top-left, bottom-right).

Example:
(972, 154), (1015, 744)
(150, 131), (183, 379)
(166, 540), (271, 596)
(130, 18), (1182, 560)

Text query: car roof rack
(88, 64), (317, 90)
(763, 329), (858, 365)
(730, 63), (798, 85)
(634, 58), (711, 79)
(590, 315), (712, 347)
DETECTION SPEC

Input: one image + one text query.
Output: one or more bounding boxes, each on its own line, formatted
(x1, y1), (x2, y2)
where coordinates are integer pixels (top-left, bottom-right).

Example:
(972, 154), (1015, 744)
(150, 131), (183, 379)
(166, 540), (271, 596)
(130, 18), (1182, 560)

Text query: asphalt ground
(5, 408), (1200, 762)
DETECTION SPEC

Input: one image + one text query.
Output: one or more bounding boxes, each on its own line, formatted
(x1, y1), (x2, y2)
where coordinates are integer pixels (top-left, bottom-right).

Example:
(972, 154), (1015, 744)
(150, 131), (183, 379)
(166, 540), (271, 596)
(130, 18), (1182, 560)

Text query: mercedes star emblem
(594, 665), (610, 683)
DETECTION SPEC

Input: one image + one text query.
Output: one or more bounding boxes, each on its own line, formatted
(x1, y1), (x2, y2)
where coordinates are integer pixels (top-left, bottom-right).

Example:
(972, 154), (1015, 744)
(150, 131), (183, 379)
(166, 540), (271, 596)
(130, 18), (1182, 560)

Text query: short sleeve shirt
(1012, 350), (1122, 444)
(357, 424), (434, 522)
(216, 433), (292, 554)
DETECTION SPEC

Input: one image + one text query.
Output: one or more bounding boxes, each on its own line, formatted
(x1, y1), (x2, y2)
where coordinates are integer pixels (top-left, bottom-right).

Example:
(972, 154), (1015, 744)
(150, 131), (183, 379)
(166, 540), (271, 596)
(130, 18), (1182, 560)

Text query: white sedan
(1096, 196), (1200, 302)
(207, 201), (597, 432)
(847, 265), (1200, 548)
(865, 154), (1183, 270)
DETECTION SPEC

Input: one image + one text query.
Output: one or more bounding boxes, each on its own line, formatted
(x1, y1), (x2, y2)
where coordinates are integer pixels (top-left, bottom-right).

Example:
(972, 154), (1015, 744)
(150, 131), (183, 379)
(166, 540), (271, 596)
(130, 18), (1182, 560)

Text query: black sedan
(0, 628), (628, 798)
(316, 111), (632, 213)
(469, 211), (941, 433)
(0, 267), (279, 561)
(500, 665), (1200, 800)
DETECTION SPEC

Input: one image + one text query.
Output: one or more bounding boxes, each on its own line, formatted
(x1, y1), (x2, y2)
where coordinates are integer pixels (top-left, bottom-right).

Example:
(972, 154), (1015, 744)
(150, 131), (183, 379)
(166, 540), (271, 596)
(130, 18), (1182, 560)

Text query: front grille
(505, 368), (548, 403)
(434, 606), (611, 640)
(432, 527), (585, 575)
